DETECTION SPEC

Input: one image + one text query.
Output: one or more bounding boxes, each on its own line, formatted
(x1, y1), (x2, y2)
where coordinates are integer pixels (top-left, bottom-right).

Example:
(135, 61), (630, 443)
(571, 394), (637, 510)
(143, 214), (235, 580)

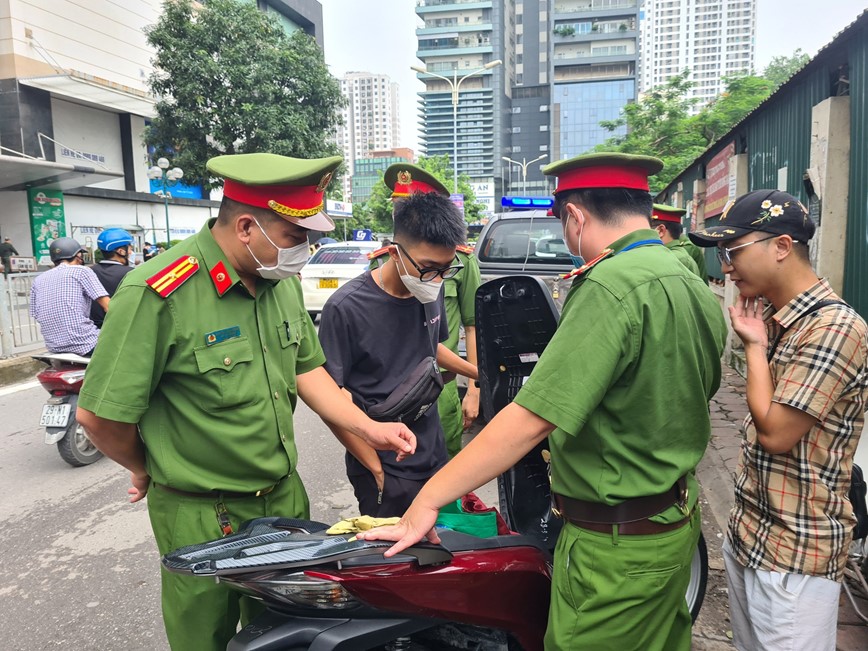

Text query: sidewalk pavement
(693, 363), (868, 649)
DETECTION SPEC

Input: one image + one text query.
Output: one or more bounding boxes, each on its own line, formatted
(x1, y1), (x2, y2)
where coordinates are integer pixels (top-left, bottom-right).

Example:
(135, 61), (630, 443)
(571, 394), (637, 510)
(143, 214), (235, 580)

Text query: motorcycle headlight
(225, 571), (361, 610)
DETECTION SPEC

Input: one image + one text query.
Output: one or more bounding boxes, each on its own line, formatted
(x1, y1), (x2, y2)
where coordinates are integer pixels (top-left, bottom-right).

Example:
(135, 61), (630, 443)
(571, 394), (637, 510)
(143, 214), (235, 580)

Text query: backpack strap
(767, 299), (848, 362)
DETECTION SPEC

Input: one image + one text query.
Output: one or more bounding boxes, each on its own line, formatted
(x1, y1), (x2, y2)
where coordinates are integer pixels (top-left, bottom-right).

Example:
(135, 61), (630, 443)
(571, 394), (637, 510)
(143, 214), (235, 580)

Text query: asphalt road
(0, 380), (363, 651)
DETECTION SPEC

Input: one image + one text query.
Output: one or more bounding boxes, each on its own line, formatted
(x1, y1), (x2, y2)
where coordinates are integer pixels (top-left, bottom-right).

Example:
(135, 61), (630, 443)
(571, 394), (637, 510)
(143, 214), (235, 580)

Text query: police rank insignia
(209, 260), (233, 295)
(561, 248), (614, 280)
(457, 244), (474, 255)
(367, 246), (389, 260)
(146, 256), (199, 298)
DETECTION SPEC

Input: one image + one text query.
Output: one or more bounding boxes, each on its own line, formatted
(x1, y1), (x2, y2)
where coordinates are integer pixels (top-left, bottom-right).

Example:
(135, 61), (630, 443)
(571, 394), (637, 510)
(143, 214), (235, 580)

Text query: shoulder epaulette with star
(457, 244), (475, 255)
(146, 255), (200, 298)
(367, 246), (390, 260)
(560, 248), (614, 280)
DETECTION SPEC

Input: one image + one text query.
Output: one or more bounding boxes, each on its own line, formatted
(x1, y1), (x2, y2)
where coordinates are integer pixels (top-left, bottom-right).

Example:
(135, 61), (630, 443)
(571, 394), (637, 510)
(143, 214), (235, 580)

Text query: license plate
(40, 404), (71, 428)
(318, 278), (339, 289)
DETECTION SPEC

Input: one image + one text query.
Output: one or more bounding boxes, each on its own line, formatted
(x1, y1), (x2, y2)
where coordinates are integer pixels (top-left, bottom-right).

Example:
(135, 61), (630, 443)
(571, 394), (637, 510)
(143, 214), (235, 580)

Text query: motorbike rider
(30, 237), (109, 357)
(90, 228), (135, 328)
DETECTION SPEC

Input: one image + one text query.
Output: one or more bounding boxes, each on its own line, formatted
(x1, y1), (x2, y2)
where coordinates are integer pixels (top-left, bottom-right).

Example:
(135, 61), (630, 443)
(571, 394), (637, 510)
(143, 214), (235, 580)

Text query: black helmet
(49, 237), (86, 263)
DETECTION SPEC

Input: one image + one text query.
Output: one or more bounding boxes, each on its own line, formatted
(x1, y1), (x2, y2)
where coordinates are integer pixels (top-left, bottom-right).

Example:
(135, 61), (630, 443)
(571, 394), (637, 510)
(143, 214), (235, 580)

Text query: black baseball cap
(688, 189), (816, 247)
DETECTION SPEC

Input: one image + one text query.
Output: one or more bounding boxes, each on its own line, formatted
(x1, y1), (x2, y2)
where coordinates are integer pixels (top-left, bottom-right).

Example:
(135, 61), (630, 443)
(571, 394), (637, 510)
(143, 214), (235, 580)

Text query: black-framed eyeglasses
(393, 241), (464, 282)
(716, 235), (797, 266)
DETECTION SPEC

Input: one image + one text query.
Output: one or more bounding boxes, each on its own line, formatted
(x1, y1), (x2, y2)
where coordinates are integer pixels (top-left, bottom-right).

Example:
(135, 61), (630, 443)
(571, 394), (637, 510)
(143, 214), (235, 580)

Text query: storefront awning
(0, 155), (123, 192)
(19, 70), (156, 118)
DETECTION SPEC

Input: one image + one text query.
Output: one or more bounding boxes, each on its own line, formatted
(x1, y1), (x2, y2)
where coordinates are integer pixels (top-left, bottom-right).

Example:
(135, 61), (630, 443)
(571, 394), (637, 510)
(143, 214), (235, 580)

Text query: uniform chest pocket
(443, 279), (458, 299)
(278, 318), (306, 349)
(193, 337), (257, 409)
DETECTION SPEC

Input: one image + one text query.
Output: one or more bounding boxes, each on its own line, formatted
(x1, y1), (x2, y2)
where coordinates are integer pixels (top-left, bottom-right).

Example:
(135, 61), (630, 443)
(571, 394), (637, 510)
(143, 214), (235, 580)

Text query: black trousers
(348, 470), (430, 518)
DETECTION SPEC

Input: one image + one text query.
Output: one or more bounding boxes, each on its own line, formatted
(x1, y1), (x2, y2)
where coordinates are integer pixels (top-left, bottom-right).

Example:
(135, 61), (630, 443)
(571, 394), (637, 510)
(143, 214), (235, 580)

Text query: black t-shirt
(90, 261), (133, 326)
(318, 271), (449, 480)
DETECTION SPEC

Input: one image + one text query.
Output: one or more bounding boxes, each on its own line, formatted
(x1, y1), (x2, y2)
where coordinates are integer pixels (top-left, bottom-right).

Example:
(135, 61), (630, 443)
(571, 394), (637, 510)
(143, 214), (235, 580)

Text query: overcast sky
(319, 1), (868, 152)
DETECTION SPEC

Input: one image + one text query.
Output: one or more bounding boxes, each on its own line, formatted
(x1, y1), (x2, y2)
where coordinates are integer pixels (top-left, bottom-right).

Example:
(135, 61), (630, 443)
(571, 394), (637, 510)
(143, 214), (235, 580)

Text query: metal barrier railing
(0, 272), (44, 357)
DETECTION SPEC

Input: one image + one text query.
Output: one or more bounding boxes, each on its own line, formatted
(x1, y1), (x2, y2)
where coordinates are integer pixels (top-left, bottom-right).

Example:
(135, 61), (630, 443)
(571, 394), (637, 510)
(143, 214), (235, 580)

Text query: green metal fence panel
(745, 66), (831, 202)
(845, 36), (868, 316)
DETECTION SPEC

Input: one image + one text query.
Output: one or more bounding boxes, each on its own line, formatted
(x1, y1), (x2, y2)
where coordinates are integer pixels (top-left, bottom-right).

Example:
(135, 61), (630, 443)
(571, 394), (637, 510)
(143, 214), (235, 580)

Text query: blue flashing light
(501, 196), (555, 210)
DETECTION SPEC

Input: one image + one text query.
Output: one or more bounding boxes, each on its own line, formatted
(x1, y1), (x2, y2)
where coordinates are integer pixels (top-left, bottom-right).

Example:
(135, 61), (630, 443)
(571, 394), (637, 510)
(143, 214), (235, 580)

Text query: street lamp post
(411, 59), (502, 193)
(502, 154), (548, 194)
(147, 157), (184, 249)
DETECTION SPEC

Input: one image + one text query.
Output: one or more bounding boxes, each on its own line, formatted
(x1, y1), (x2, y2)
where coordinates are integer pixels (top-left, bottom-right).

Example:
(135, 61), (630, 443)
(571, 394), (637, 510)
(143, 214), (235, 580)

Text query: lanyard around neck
(619, 239), (664, 254)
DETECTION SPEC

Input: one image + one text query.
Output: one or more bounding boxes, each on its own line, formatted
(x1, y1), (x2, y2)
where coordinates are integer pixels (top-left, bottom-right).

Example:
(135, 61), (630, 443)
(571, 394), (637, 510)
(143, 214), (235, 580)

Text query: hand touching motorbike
(358, 499), (442, 557)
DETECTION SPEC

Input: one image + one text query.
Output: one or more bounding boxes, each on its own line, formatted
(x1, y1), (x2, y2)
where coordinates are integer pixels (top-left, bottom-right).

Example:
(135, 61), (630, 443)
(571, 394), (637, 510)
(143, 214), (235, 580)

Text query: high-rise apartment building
(639, 0), (756, 105)
(507, 0), (552, 195)
(414, 0), (641, 207)
(336, 72), (401, 201)
(414, 0), (512, 212)
(550, 0), (640, 160)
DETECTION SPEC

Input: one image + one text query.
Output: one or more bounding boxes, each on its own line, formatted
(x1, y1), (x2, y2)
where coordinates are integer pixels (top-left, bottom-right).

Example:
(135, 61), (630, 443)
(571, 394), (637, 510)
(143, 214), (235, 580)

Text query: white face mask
(247, 217), (309, 280)
(397, 250), (444, 304)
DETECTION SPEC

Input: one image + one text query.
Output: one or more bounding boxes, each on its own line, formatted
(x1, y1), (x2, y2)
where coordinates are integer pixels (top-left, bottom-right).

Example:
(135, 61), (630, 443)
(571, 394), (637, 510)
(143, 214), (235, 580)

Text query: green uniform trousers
(437, 378), (463, 458)
(545, 508), (700, 651)
(147, 472), (310, 651)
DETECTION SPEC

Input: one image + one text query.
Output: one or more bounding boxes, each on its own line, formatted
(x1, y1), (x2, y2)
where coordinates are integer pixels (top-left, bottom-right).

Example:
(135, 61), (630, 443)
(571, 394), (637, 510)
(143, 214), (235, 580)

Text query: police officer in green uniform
(360, 153), (728, 650)
(650, 203), (701, 277)
(678, 214), (708, 282)
(76, 153), (417, 651)
(369, 163), (482, 457)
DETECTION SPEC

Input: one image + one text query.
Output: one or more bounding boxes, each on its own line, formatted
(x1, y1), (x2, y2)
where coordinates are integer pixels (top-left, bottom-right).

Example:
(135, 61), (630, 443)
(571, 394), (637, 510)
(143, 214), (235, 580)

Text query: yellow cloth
(326, 515), (400, 535)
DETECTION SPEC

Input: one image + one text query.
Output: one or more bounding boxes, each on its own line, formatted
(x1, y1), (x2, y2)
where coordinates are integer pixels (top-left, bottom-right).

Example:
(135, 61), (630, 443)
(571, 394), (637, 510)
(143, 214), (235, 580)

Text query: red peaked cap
(652, 204), (686, 224)
(543, 153), (664, 194)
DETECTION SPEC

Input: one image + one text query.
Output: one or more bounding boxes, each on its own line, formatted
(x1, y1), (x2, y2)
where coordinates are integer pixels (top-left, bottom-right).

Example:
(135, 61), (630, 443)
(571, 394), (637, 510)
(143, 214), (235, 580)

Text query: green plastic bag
(436, 499), (498, 538)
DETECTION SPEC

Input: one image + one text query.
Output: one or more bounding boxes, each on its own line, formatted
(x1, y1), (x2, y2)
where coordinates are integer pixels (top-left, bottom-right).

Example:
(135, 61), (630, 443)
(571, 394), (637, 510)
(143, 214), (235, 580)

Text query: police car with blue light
(474, 196), (572, 308)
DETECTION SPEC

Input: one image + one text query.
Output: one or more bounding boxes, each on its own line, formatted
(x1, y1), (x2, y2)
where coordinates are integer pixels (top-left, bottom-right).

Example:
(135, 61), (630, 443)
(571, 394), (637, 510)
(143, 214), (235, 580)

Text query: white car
(300, 241), (381, 318)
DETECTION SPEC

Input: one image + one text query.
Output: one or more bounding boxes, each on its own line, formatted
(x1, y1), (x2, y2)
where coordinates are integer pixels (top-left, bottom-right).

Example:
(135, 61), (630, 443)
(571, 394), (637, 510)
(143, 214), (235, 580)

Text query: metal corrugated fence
(745, 65), (831, 202)
(845, 36), (868, 315)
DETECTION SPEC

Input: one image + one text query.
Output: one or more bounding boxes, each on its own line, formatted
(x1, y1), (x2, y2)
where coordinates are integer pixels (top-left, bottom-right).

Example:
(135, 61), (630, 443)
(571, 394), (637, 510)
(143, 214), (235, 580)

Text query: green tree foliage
(595, 71), (707, 192)
(593, 56), (806, 193)
(356, 155), (485, 234)
(763, 49), (811, 88)
(696, 75), (775, 143)
(145, 0), (344, 189)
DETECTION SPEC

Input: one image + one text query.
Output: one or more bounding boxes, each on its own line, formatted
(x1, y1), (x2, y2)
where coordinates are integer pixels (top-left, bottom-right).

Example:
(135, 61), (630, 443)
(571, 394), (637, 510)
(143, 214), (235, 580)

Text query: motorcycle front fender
(44, 395), (78, 445)
(229, 609), (434, 651)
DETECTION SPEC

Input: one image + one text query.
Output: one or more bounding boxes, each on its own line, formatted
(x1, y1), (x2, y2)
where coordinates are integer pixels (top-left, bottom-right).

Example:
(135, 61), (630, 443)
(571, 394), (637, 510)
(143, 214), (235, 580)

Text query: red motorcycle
(33, 352), (102, 467)
(163, 277), (708, 650)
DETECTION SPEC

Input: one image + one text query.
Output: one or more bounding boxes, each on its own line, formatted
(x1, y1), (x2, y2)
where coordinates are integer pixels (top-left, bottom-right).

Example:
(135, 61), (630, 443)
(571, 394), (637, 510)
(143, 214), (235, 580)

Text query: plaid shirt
(727, 279), (868, 581)
(30, 264), (108, 356)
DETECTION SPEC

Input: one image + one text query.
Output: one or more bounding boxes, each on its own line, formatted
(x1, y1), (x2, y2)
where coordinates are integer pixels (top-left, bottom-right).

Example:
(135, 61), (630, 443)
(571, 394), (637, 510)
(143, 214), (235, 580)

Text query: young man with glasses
(370, 163), (484, 458)
(689, 189), (868, 650)
(319, 190), (478, 517)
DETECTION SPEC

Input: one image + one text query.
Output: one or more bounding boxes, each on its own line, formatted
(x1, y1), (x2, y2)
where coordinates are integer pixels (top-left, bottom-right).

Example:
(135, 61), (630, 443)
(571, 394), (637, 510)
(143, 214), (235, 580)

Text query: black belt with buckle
(552, 475), (689, 528)
(153, 474), (288, 500)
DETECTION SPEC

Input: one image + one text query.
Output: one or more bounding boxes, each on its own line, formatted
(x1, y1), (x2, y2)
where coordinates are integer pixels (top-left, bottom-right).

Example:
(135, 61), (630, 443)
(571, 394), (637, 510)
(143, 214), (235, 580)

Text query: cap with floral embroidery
(687, 189), (816, 247)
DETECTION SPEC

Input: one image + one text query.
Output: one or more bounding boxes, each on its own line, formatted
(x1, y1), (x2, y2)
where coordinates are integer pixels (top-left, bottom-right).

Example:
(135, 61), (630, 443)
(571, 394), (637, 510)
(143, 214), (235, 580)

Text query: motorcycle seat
(436, 529), (552, 559)
(32, 352), (91, 365)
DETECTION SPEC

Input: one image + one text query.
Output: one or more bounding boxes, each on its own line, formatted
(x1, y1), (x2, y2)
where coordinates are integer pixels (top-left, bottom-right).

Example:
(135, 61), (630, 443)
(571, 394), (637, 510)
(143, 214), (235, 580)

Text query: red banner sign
(705, 142), (735, 217)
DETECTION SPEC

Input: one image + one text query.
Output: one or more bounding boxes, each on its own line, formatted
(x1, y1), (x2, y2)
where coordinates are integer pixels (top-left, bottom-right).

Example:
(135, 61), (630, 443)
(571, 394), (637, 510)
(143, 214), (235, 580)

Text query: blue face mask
(565, 212), (585, 268)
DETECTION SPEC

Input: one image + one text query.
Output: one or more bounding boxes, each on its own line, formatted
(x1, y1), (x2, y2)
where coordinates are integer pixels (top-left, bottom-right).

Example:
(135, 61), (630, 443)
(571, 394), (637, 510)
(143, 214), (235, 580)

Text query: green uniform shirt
(680, 235), (708, 281)
(665, 239), (701, 278)
(442, 251), (481, 354)
(514, 229), (727, 523)
(79, 220), (325, 493)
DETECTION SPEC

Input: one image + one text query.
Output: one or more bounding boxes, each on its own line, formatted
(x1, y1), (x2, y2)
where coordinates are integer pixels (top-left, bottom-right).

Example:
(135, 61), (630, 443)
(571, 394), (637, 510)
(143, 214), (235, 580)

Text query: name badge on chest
(204, 326), (241, 346)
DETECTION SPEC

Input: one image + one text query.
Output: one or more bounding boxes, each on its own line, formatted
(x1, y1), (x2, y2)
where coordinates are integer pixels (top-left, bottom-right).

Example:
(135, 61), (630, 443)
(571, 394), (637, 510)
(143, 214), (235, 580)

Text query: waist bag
(366, 301), (444, 424)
